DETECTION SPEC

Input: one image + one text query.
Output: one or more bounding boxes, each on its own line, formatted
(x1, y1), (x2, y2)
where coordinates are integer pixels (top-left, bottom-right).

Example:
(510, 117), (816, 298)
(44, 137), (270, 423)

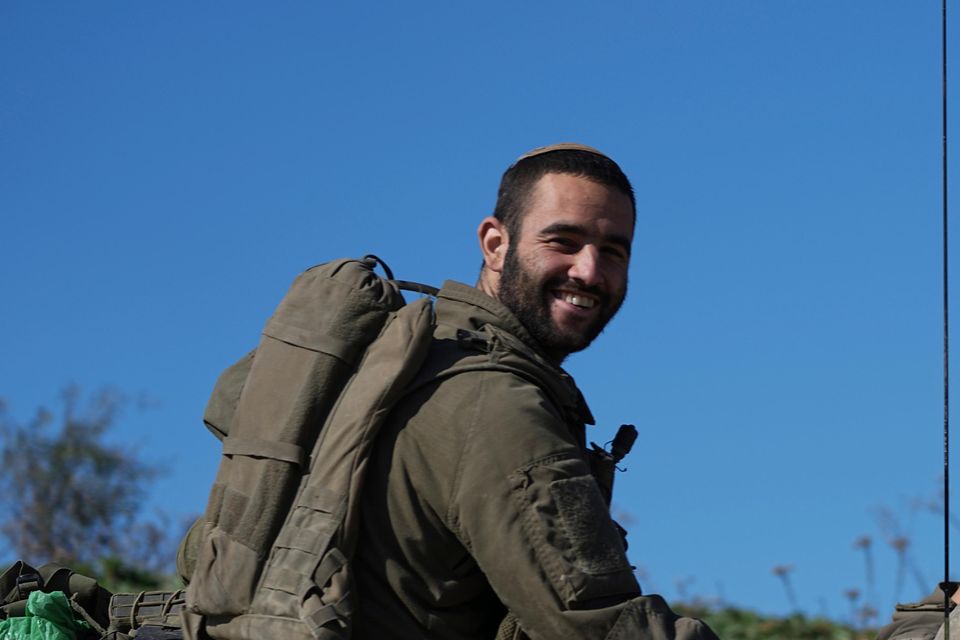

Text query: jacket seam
(444, 371), (487, 548)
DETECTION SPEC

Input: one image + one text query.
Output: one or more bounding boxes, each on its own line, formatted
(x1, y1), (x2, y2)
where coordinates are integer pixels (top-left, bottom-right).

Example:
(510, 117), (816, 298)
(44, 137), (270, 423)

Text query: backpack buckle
(15, 572), (42, 600)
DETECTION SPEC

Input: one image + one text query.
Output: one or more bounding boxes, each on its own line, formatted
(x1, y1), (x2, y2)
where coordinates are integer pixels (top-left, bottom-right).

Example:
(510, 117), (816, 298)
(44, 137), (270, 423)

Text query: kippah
(514, 142), (613, 164)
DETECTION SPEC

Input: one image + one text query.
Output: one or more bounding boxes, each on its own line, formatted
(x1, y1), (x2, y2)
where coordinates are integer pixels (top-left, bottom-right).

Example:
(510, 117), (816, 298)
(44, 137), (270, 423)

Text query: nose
(568, 245), (602, 287)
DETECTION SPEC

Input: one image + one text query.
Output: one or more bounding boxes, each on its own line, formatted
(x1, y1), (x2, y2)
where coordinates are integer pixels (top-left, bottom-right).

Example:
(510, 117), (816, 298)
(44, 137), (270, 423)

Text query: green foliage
(676, 603), (877, 640)
(63, 554), (181, 594)
(0, 387), (178, 592)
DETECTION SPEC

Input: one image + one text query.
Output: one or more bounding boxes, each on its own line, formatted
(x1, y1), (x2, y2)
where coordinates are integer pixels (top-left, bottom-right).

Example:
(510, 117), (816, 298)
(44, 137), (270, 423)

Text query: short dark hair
(492, 146), (635, 239)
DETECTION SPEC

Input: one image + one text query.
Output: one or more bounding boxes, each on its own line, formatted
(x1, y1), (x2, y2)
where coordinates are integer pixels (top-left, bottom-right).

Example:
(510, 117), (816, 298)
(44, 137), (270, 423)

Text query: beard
(497, 244), (626, 364)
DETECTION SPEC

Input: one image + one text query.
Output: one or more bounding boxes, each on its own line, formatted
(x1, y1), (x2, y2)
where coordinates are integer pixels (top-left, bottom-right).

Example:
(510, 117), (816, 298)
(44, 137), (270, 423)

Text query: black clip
(456, 329), (490, 352)
(941, 581), (959, 599)
(15, 572), (42, 600)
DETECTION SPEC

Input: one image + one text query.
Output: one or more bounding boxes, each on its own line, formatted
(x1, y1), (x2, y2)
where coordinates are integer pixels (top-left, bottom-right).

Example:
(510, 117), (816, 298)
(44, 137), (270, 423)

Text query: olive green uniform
(353, 282), (717, 640)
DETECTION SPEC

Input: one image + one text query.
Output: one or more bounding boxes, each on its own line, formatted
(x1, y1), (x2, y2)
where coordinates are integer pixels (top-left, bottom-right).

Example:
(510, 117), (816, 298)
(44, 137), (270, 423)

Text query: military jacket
(352, 282), (717, 640)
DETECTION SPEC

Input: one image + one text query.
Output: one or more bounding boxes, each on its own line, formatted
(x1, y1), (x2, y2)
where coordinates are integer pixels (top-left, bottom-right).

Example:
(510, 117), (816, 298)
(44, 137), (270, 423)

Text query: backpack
(876, 588), (958, 640)
(0, 560), (112, 637)
(182, 256), (438, 640)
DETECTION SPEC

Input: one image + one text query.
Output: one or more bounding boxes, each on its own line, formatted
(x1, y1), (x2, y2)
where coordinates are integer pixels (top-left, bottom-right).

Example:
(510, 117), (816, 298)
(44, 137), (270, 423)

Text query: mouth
(553, 289), (599, 310)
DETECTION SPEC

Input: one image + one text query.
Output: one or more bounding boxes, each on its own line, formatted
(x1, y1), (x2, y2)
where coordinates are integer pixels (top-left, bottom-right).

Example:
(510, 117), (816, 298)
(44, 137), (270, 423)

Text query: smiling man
(353, 144), (717, 639)
(478, 163), (633, 365)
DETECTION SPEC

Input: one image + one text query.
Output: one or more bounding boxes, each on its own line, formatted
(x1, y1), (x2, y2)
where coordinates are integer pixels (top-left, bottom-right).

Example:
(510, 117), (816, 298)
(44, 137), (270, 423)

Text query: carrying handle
(362, 255), (440, 297)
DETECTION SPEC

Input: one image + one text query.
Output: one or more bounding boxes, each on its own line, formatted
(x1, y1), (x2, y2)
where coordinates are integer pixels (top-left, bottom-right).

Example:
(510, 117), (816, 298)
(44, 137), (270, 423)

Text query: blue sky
(2, 0), (957, 623)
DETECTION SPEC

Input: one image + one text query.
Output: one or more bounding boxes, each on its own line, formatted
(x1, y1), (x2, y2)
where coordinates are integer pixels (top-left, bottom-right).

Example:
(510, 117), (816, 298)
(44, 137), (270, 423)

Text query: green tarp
(0, 591), (90, 640)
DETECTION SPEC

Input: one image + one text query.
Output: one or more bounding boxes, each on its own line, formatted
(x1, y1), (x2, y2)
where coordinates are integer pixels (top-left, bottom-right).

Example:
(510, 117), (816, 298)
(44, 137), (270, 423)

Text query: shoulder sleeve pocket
(509, 455), (639, 608)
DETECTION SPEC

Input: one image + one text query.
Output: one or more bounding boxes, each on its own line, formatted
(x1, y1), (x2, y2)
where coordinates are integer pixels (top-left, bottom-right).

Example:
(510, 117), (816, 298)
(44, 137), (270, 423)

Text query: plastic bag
(0, 590), (90, 640)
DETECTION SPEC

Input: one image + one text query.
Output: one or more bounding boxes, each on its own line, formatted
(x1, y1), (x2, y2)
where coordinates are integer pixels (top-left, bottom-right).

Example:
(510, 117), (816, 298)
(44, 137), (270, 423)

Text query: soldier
(351, 144), (718, 639)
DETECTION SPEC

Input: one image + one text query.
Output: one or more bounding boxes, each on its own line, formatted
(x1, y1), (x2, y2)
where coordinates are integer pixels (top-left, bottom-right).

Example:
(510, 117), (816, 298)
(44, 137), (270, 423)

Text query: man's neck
(475, 268), (499, 300)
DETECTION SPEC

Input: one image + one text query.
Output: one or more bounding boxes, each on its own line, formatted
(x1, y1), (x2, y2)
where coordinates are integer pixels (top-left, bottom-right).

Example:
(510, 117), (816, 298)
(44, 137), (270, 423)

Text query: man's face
(497, 173), (634, 363)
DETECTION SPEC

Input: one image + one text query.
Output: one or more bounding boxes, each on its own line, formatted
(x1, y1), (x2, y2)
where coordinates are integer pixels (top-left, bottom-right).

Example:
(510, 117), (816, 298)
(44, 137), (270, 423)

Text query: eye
(547, 236), (580, 251)
(601, 245), (629, 263)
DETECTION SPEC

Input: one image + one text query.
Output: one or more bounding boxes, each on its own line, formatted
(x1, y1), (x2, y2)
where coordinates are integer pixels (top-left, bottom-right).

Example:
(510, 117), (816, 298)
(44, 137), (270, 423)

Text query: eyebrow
(538, 222), (632, 256)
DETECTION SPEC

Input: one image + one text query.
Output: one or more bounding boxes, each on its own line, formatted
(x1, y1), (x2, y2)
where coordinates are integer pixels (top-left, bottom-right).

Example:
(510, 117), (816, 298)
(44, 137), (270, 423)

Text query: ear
(477, 216), (508, 273)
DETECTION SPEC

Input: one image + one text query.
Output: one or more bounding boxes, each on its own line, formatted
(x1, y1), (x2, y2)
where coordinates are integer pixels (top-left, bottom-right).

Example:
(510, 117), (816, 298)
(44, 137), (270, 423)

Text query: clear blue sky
(2, 0), (957, 624)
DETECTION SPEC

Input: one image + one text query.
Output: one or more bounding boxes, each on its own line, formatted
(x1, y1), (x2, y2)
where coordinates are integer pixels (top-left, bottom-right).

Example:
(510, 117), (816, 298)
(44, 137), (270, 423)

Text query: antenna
(941, 0), (956, 636)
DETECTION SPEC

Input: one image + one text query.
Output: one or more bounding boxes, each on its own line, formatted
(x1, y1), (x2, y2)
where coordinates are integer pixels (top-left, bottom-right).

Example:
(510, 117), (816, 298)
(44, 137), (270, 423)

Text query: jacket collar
(436, 281), (538, 350)
(435, 281), (595, 426)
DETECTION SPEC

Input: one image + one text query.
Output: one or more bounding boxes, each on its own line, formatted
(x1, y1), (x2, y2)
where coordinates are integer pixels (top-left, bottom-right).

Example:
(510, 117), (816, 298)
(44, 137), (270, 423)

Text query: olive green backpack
(182, 256), (438, 640)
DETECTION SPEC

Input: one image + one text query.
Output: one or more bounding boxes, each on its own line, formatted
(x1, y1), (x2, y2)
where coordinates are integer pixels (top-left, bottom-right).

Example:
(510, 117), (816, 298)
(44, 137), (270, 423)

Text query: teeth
(563, 294), (595, 308)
